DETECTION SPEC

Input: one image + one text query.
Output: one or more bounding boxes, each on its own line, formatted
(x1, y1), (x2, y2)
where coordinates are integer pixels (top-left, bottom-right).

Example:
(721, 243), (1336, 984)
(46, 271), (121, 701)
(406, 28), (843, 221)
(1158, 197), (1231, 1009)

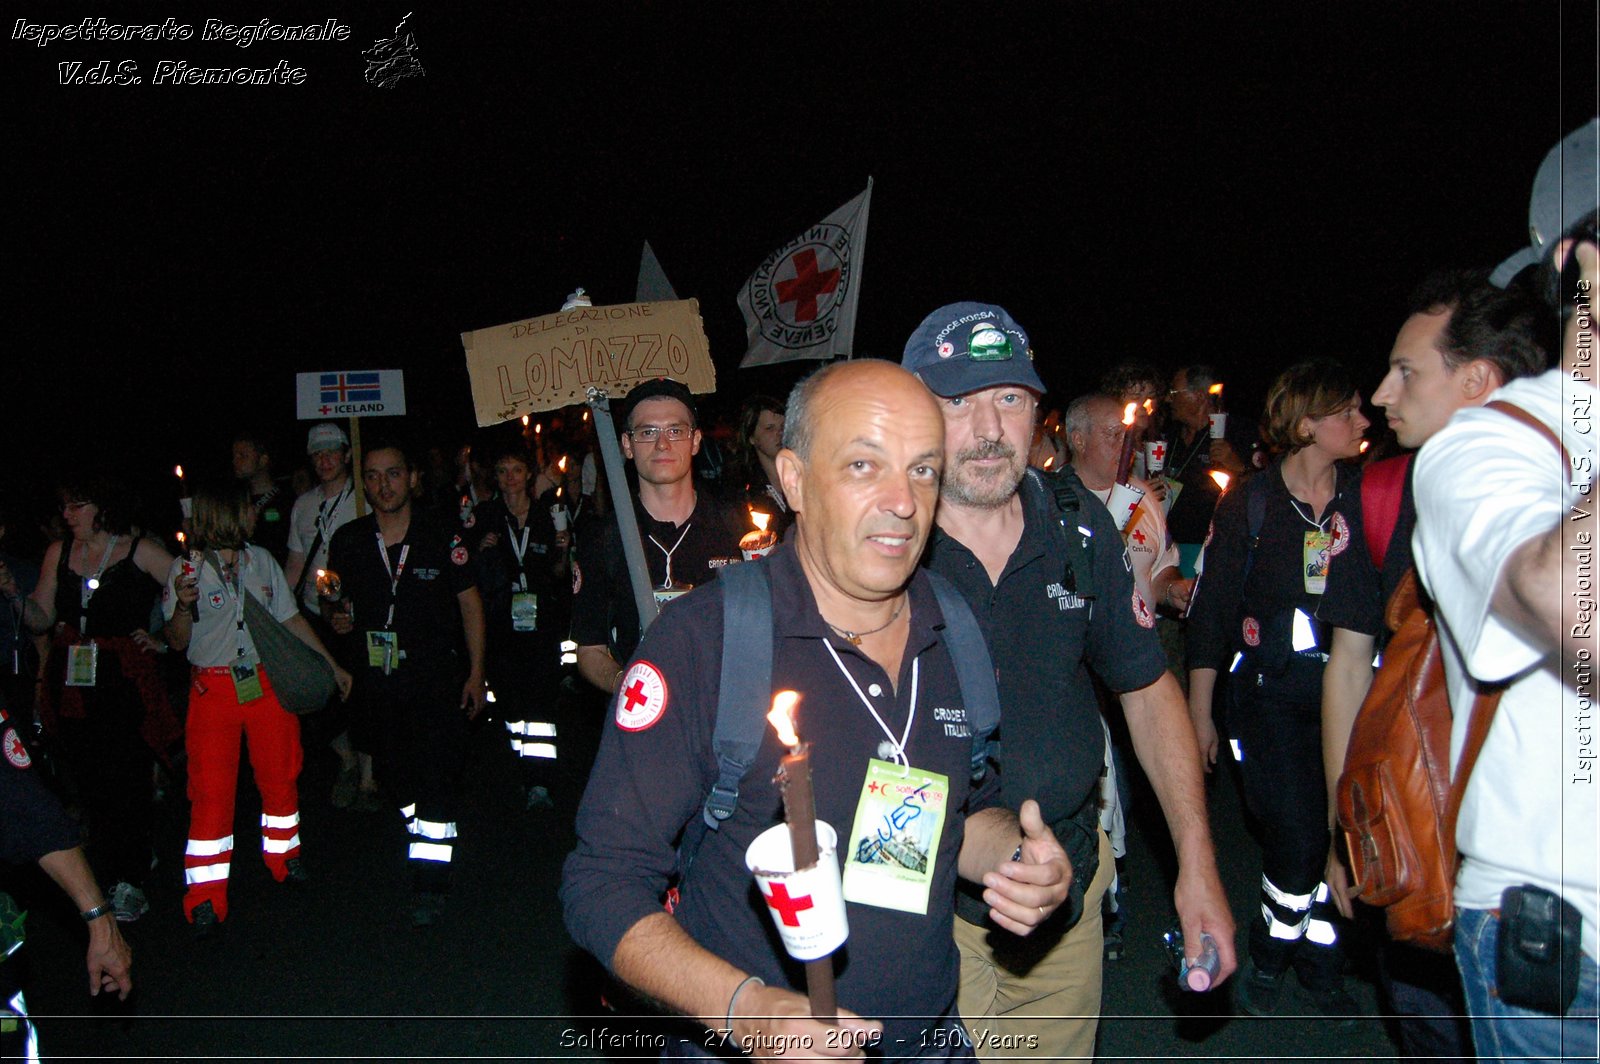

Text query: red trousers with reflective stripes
(183, 665), (303, 922)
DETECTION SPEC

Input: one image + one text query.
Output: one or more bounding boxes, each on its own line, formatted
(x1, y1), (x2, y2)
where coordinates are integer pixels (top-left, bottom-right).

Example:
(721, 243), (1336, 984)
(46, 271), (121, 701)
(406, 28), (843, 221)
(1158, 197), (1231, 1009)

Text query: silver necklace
(822, 595), (906, 647)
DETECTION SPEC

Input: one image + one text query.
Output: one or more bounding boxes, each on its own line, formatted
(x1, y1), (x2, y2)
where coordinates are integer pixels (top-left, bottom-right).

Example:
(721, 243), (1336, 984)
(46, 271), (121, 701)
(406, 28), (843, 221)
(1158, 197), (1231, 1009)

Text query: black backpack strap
(1240, 473), (1270, 586)
(1025, 467), (1097, 601)
(703, 560), (774, 831)
(927, 571), (1001, 783)
(291, 528), (326, 606)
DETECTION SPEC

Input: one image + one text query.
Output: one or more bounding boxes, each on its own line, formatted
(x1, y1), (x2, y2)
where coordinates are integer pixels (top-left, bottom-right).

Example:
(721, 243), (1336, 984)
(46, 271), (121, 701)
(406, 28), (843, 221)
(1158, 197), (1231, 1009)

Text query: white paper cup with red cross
(1142, 440), (1167, 475)
(1207, 411), (1228, 440)
(1105, 481), (1146, 533)
(745, 820), (848, 961)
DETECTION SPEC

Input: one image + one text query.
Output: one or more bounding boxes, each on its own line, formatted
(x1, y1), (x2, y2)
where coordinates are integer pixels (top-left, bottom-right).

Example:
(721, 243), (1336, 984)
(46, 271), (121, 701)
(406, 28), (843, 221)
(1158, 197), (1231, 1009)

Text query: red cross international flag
(737, 181), (872, 368)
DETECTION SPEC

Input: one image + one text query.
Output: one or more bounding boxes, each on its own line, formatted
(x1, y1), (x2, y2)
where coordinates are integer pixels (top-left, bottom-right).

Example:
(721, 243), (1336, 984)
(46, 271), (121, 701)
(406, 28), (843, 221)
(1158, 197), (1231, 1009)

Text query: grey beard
(942, 444), (1023, 510)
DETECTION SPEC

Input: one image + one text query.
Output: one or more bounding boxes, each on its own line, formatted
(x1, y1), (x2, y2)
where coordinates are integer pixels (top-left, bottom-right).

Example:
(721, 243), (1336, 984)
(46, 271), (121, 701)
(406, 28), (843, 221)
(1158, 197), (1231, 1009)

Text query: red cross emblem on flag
(615, 662), (668, 732)
(775, 249), (840, 323)
(761, 881), (815, 927)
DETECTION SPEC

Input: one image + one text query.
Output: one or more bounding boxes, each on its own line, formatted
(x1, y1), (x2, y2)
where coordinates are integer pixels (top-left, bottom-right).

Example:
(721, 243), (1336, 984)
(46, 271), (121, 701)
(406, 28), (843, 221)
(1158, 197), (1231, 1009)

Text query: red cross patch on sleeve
(1242, 616), (1261, 646)
(615, 661), (668, 732)
(3, 726), (31, 769)
(451, 546), (469, 566)
(1132, 589), (1155, 628)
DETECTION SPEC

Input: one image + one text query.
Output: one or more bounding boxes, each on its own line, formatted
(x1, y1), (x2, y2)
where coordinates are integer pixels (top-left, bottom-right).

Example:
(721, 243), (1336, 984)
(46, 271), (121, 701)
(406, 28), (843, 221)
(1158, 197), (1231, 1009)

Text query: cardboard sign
(461, 299), (715, 425)
(296, 370), (407, 419)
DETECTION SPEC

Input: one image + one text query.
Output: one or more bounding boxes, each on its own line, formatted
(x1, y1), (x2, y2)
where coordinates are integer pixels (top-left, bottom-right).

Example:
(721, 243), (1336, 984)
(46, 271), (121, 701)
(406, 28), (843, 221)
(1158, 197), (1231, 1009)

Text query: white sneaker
(109, 881), (149, 923)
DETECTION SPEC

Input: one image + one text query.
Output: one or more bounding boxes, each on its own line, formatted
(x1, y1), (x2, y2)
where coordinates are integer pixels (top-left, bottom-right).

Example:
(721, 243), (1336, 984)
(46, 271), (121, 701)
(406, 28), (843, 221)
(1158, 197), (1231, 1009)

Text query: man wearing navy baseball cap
(907, 302), (1235, 1060)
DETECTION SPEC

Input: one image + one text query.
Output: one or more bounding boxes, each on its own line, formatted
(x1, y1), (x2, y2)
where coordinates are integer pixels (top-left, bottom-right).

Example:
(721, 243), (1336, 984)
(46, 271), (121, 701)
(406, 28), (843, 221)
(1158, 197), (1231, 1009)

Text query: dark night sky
(6, 0), (1597, 526)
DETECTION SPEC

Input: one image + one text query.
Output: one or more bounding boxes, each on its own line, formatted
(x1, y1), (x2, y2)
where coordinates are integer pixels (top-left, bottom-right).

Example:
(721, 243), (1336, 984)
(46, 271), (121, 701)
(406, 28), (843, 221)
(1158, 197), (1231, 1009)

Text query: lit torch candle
(1116, 403), (1138, 486)
(765, 692), (838, 1022)
(741, 511), (777, 560)
(1359, 440), (1370, 455)
(174, 464), (185, 492)
(1209, 470), (1232, 492)
(315, 568), (343, 603)
(1206, 383), (1228, 440)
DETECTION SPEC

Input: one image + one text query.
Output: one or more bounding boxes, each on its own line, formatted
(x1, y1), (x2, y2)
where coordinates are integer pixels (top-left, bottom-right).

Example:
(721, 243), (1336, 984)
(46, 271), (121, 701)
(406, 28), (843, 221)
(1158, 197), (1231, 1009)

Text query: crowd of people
(2, 119), (1596, 1061)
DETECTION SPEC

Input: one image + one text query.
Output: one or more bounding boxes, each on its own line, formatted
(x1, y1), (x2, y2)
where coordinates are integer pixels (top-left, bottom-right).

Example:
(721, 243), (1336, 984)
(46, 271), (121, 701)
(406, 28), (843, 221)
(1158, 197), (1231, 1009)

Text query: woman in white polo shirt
(164, 482), (351, 935)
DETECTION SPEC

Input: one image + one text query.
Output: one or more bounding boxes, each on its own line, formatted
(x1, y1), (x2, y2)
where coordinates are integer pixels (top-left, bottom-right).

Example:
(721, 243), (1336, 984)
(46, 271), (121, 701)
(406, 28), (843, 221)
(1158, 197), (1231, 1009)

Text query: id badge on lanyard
(1303, 529), (1333, 595)
(64, 643), (98, 687)
(506, 518), (538, 631)
(207, 552), (261, 703)
(370, 534), (409, 674)
(68, 535), (119, 685)
(841, 758), (949, 915)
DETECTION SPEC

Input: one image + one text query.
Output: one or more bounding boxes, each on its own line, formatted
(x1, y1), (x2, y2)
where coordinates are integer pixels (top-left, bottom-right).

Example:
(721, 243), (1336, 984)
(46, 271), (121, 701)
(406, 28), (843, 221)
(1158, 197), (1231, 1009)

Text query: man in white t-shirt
(282, 422), (367, 807)
(1412, 118), (1598, 1059)
(285, 423), (359, 614)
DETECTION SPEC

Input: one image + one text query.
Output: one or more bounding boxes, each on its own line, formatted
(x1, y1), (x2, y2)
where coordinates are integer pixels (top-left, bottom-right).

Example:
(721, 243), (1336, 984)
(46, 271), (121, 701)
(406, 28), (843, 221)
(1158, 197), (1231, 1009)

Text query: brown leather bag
(1336, 399), (1559, 951)
(1336, 569), (1499, 952)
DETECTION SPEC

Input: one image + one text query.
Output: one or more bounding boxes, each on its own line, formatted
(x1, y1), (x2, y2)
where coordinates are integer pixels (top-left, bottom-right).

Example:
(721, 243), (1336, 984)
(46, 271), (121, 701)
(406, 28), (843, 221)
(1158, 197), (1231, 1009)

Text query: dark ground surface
(9, 680), (1414, 1062)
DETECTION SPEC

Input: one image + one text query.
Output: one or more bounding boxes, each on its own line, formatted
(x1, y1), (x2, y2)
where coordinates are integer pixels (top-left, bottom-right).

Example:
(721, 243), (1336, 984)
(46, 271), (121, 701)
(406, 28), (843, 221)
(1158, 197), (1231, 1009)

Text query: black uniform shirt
(1187, 462), (1361, 672)
(1317, 458), (1418, 647)
(327, 509), (476, 671)
(926, 471), (1167, 924)
(562, 544), (999, 1052)
(469, 496), (566, 650)
(569, 489), (745, 664)
(1, 708), (79, 864)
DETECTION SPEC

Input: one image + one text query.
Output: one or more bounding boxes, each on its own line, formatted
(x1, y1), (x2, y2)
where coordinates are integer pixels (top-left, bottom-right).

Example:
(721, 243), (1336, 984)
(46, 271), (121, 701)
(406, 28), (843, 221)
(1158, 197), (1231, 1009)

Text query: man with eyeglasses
(570, 378), (745, 696)
(906, 304), (1234, 1061)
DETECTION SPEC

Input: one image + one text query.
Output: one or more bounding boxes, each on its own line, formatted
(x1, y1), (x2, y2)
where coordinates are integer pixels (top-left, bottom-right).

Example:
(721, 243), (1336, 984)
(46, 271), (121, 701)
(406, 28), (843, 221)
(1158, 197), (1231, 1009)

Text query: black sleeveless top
(53, 535), (158, 638)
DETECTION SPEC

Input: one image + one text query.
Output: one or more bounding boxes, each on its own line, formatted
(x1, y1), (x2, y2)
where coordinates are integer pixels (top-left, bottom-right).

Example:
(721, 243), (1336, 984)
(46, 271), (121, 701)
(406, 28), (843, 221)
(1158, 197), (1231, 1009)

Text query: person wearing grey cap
(284, 421), (370, 809)
(1410, 119), (1598, 1060)
(906, 303), (1235, 1060)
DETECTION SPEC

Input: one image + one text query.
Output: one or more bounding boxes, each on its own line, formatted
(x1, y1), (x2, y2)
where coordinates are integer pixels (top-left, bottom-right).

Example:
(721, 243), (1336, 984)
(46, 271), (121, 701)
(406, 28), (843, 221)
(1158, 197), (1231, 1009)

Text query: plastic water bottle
(1162, 925), (1220, 991)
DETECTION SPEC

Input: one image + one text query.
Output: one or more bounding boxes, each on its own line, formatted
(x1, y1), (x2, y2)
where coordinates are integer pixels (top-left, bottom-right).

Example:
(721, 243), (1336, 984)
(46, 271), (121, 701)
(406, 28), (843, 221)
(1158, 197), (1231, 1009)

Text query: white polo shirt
(163, 547), (299, 669)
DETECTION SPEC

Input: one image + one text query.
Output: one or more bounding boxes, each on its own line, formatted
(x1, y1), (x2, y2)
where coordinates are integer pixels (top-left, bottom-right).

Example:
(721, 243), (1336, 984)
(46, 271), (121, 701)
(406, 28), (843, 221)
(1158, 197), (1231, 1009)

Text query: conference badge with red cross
(615, 661), (668, 732)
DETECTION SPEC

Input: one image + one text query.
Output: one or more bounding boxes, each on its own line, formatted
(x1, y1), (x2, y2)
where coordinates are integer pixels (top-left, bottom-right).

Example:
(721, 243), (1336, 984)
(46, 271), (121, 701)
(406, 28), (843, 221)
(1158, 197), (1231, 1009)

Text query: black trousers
(364, 661), (467, 894)
(1228, 655), (1346, 988)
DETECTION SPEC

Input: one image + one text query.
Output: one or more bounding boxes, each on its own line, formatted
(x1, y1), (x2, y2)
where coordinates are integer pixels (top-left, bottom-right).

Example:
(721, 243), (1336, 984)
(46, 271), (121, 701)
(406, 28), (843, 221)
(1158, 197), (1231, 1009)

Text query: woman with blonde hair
(164, 481), (350, 936)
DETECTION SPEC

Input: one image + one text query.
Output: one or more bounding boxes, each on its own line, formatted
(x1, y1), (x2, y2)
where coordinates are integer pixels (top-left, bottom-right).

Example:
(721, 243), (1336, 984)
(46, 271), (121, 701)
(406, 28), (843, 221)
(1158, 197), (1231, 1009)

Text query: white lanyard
(505, 515), (531, 590)
(1288, 496), (1330, 532)
(823, 640), (919, 772)
(647, 522), (692, 587)
(76, 535), (119, 634)
(205, 552), (250, 660)
(315, 483), (352, 541)
(374, 534), (411, 630)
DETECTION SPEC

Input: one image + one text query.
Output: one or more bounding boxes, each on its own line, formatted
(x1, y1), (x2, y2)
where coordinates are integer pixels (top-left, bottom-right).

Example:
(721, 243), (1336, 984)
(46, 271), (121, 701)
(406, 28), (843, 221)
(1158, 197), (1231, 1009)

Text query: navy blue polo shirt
(925, 472), (1167, 848)
(563, 543), (999, 1053)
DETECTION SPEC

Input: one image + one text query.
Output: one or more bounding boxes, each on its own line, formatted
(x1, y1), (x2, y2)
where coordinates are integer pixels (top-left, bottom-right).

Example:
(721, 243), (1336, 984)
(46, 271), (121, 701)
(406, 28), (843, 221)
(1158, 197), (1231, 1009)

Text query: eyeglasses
(59, 501), (90, 513)
(627, 425), (692, 443)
